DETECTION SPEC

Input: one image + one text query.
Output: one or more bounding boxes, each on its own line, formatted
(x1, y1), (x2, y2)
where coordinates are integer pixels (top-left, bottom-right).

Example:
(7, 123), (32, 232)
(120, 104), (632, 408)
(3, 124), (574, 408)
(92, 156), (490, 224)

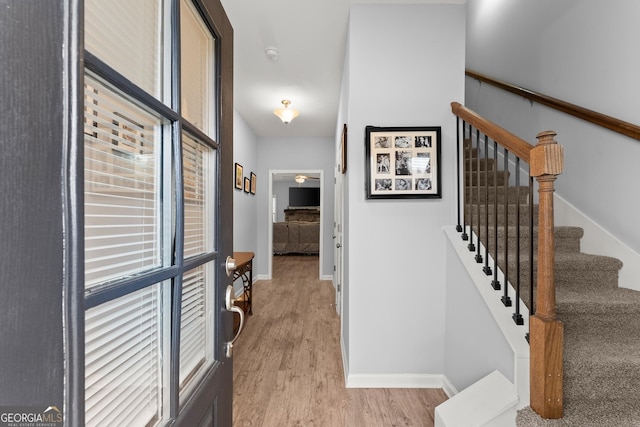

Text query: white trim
(441, 376), (458, 398)
(341, 334), (349, 385)
(321, 274), (333, 281)
(555, 193), (640, 291)
(435, 371), (518, 427)
(346, 373), (447, 389)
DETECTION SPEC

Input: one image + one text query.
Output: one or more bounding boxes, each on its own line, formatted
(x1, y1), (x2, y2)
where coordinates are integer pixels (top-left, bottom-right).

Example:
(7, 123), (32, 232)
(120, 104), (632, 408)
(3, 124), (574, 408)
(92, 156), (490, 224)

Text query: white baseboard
(255, 274), (270, 281)
(441, 376), (458, 398)
(555, 194), (640, 291)
(346, 373), (446, 389)
(341, 335), (349, 386)
(321, 274), (333, 281)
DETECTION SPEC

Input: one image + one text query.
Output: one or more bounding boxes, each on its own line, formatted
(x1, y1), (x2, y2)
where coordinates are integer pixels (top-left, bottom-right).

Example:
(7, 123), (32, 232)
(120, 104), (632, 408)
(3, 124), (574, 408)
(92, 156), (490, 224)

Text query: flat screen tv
(289, 187), (320, 207)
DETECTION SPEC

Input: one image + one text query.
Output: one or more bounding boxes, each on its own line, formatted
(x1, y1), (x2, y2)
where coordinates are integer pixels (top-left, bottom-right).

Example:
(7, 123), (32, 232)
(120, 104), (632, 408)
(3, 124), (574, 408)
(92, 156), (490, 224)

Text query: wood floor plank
(232, 255), (448, 426)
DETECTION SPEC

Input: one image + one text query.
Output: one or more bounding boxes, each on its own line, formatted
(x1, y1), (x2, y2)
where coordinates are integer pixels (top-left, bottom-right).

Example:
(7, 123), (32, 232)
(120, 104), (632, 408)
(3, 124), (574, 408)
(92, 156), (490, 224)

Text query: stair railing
(451, 102), (565, 419)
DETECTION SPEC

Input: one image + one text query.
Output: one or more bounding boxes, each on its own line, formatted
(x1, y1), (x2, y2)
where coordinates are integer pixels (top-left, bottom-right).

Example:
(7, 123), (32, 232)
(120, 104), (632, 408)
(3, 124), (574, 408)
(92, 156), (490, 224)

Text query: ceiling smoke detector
(265, 47), (279, 61)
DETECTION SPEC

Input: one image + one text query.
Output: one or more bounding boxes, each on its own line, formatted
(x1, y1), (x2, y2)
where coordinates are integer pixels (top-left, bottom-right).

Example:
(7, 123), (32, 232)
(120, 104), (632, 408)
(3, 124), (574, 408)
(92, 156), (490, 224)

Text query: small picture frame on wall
(244, 177), (251, 193)
(250, 172), (257, 195)
(340, 123), (347, 174)
(364, 125), (441, 199)
(235, 163), (243, 190)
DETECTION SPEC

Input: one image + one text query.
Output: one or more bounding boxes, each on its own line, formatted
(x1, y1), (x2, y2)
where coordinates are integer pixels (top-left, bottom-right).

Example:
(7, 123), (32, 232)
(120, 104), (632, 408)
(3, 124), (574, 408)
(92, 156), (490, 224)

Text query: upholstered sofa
(273, 221), (319, 254)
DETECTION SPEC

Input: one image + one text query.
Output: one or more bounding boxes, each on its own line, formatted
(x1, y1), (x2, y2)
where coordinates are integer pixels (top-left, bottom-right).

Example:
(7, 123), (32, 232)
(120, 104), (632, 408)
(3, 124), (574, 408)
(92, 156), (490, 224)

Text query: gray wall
(233, 111), (258, 294)
(465, 0), (640, 254)
(255, 137), (335, 278)
(343, 4), (465, 378)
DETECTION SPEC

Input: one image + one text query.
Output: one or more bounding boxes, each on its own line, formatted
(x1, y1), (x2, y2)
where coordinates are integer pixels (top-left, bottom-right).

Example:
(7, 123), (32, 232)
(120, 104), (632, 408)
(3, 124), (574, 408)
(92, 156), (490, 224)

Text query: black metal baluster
(513, 157), (524, 325)
(483, 135), (492, 274)
(529, 175), (535, 315)
(501, 148), (512, 308)
(467, 128), (476, 252)
(461, 124), (469, 241)
(456, 117), (463, 233)
(475, 129), (483, 261)
(491, 140), (501, 290)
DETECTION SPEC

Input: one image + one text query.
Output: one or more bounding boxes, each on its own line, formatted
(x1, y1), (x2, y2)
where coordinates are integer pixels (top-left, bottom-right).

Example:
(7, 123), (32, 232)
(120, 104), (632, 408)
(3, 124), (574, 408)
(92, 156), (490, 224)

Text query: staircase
(465, 146), (640, 426)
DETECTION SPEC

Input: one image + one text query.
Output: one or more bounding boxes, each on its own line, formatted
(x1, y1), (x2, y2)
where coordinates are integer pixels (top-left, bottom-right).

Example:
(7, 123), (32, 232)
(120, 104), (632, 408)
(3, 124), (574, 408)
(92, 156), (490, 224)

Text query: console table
(233, 252), (254, 315)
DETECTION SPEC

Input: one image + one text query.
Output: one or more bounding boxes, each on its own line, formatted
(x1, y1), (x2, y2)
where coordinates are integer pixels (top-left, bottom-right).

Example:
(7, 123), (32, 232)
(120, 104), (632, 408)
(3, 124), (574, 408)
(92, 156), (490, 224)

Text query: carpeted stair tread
(518, 400), (640, 427)
(479, 225), (584, 253)
(557, 286), (640, 315)
(465, 185), (530, 204)
(561, 399), (640, 427)
(562, 314), (640, 370)
(553, 251), (623, 271)
(479, 225), (583, 239)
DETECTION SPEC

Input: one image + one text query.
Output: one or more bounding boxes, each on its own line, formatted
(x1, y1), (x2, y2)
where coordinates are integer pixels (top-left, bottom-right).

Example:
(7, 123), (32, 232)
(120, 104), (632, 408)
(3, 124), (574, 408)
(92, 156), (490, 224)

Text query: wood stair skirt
(465, 147), (640, 426)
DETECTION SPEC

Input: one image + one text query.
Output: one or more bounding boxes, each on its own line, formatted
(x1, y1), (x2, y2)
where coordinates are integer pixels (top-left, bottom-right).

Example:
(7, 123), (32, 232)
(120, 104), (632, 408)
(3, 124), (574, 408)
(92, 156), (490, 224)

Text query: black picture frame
(365, 125), (441, 199)
(235, 163), (243, 190)
(340, 123), (347, 174)
(250, 172), (257, 195)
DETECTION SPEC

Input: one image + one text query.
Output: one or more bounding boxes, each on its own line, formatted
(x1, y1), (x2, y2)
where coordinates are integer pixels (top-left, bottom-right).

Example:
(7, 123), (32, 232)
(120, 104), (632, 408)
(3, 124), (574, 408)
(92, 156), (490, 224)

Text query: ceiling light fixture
(294, 175), (306, 184)
(273, 100), (300, 124)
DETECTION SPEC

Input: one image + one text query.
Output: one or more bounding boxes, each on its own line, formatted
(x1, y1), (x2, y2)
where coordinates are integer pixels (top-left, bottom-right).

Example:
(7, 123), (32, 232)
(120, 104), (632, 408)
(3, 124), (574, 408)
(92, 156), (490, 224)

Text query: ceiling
(218, 0), (466, 138)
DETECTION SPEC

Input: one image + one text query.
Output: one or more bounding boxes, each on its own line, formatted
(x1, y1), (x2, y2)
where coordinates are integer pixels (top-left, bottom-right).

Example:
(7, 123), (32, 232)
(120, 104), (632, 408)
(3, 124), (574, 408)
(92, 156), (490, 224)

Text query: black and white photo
(365, 125), (441, 199)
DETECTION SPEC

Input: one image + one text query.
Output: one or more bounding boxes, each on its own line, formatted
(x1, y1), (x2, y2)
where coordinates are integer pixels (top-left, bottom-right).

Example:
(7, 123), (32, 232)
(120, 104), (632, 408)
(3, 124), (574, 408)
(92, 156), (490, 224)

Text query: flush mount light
(294, 175), (305, 184)
(273, 100), (300, 124)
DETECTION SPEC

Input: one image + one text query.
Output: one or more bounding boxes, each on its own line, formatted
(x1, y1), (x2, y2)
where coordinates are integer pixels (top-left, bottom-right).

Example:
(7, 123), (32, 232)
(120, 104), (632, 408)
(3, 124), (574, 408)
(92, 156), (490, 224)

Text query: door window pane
(180, 0), (216, 135)
(179, 263), (214, 402)
(85, 285), (165, 426)
(183, 133), (214, 258)
(85, 0), (163, 99)
(84, 75), (163, 288)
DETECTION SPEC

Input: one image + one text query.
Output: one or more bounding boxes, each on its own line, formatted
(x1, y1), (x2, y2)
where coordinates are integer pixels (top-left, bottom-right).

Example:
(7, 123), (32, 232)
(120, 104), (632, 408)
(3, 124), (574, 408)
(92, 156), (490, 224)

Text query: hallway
(232, 255), (448, 426)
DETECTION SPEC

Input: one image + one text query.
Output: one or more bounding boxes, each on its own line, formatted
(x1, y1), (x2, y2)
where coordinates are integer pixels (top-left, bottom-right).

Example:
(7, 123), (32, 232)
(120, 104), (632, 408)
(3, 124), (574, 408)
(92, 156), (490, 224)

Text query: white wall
(255, 137), (335, 278)
(344, 4), (465, 382)
(233, 111), (259, 293)
(465, 0), (640, 257)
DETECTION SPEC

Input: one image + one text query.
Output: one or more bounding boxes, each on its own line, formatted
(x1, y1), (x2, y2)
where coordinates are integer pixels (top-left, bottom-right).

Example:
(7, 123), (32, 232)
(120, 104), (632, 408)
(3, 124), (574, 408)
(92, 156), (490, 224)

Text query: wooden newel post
(529, 130), (564, 419)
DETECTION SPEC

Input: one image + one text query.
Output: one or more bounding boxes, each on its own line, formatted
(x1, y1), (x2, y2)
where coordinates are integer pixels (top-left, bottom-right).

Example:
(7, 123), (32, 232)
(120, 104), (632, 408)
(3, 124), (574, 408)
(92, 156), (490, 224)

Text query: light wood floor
(232, 255), (448, 426)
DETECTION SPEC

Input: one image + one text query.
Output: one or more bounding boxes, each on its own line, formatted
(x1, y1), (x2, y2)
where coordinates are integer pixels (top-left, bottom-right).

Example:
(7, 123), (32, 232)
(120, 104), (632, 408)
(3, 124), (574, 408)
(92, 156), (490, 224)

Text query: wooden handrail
(466, 69), (640, 141)
(451, 101), (534, 161)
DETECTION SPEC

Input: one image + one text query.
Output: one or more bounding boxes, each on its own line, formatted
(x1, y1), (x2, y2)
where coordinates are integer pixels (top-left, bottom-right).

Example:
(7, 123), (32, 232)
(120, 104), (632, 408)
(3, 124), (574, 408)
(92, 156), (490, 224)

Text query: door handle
(336, 243), (341, 248)
(225, 256), (236, 277)
(225, 285), (244, 358)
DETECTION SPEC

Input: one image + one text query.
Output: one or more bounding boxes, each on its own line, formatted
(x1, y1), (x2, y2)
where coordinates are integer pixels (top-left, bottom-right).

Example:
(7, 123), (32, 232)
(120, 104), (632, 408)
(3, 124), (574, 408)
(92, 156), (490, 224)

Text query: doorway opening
(268, 169), (324, 281)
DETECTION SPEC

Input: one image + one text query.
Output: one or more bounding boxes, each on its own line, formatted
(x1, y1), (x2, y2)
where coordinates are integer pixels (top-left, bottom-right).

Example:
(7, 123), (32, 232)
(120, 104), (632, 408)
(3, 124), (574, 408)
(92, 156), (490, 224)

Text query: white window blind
(84, 75), (162, 288)
(85, 285), (164, 427)
(180, 0), (215, 135)
(183, 133), (213, 258)
(179, 264), (211, 398)
(85, 0), (163, 99)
